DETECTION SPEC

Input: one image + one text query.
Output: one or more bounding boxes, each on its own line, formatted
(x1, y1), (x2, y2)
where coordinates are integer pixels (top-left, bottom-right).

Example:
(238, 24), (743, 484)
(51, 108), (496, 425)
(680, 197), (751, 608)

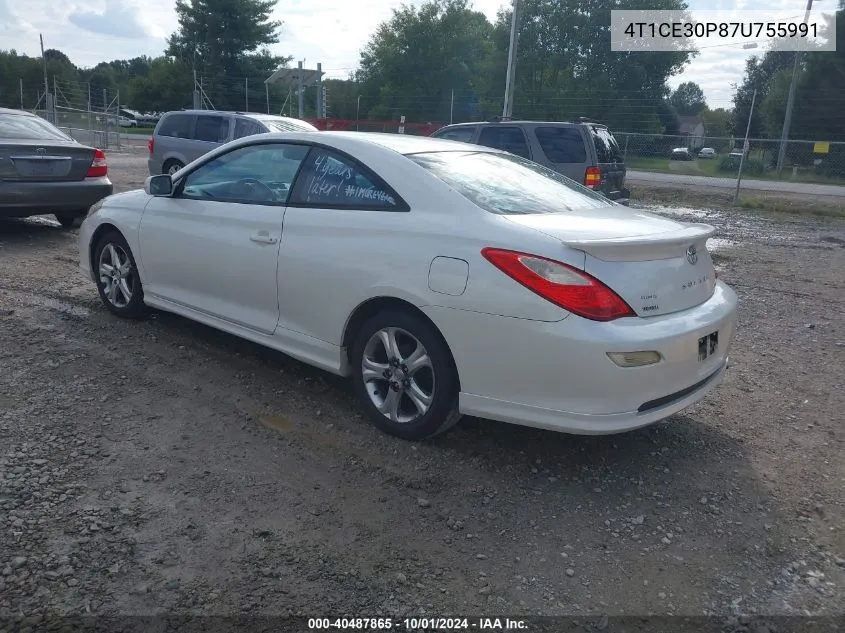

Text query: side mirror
(145, 174), (173, 197)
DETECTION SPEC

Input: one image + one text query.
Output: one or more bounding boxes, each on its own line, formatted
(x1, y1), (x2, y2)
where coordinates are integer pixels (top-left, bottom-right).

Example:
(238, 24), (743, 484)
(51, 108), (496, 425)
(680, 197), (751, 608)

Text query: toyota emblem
(686, 245), (698, 265)
(35, 147), (47, 157)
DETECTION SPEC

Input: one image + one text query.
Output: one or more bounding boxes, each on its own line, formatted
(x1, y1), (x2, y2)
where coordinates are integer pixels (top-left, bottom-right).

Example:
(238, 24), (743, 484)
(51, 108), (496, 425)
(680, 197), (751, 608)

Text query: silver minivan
(431, 120), (629, 203)
(147, 110), (318, 176)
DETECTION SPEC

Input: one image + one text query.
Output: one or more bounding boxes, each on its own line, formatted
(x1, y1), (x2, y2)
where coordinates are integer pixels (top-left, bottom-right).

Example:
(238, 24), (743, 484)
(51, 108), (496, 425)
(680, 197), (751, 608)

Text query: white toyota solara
(79, 132), (737, 441)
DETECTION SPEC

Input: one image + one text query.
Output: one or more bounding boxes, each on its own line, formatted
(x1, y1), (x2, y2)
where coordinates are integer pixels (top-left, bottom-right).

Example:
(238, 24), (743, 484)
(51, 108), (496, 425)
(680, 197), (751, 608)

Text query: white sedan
(79, 132), (737, 441)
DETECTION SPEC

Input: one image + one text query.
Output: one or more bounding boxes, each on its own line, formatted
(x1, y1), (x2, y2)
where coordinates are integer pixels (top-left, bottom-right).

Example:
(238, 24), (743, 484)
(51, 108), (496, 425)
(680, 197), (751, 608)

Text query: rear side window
(0, 113), (71, 141)
(410, 151), (613, 215)
(290, 148), (400, 209)
(195, 115), (229, 142)
(477, 126), (531, 159)
(590, 126), (623, 163)
(434, 127), (476, 143)
(158, 114), (194, 139)
(535, 127), (587, 163)
(234, 118), (267, 139)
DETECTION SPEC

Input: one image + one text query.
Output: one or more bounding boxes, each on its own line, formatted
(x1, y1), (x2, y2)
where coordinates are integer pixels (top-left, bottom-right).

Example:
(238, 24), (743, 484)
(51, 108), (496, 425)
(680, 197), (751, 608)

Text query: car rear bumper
(423, 280), (738, 434)
(606, 187), (631, 205)
(0, 177), (113, 218)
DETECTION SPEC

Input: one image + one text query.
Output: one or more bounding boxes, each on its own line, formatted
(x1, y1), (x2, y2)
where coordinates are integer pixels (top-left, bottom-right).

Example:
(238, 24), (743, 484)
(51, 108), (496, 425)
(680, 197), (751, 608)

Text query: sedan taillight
(481, 248), (635, 322)
(87, 149), (108, 178)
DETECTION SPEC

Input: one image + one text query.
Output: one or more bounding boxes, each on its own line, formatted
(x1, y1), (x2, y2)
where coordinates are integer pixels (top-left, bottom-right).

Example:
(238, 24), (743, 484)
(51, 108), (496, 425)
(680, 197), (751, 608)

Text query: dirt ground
(1, 150), (844, 623)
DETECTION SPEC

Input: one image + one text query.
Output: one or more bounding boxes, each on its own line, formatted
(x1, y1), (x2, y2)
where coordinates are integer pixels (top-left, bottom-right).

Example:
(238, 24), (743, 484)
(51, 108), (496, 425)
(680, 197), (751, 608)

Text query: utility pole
(734, 89), (757, 203)
(776, 0), (814, 175)
(245, 77), (249, 111)
(356, 95), (361, 131)
(20, 78), (23, 110)
(265, 81), (270, 114)
(502, 0), (522, 120)
(297, 61), (304, 118)
(450, 89), (454, 124)
(316, 62), (323, 119)
(39, 34), (50, 119)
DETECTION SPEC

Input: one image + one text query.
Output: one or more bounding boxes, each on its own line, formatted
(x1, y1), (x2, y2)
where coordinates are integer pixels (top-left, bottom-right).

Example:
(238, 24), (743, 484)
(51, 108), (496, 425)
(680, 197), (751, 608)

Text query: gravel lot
(1, 150), (844, 622)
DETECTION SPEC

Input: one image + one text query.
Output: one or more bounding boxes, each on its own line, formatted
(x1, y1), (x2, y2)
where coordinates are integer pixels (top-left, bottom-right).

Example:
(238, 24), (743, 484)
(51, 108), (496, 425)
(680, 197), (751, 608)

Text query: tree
(355, 0), (496, 122)
(492, 0), (695, 132)
(670, 81), (706, 115)
(700, 107), (732, 138)
(731, 51), (795, 137)
(166, 0), (288, 110)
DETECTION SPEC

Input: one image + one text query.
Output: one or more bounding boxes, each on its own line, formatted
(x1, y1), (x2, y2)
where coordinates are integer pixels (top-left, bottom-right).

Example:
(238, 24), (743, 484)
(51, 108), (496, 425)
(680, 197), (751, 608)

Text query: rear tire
(350, 310), (461, 441)
(55, 213), (84, 229)
(93, 231), (146, 319)
(162, 159), (184, 176)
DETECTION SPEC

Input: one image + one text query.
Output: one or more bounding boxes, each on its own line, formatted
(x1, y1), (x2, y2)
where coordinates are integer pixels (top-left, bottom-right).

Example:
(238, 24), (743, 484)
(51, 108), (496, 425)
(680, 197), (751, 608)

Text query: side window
(434, 127), (476, 143)
(234, 118), (267, 139)
(179, 143), (309, 205)
(290, 148), (400, 209)
(158, 114), (194, 139)
(194, 115), (229, 142)
(535, 127), (587, 163)
(477, 126), (531, 159)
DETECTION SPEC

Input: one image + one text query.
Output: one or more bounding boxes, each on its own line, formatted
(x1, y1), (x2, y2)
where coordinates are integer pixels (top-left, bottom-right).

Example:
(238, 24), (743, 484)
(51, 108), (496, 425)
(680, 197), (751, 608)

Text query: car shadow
(0, 215), (67, 242)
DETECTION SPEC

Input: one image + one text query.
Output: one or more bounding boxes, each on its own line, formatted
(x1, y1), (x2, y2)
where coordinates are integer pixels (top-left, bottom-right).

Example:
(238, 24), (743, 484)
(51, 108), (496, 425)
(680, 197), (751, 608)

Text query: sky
(0, 0), (835, 112)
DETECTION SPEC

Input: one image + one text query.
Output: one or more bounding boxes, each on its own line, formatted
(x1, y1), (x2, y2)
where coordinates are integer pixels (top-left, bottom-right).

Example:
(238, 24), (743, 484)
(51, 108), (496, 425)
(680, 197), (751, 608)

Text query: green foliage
(354, 0), (695, 130)
(700, 107), (731, 138)
(718, 155), (765, 175)
(670, 81), (706, 115)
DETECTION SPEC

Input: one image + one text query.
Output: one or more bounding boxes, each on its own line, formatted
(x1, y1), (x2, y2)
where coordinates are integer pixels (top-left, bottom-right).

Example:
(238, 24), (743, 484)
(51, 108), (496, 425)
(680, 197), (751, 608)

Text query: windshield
(590, 125), (623, 163)
(0, 113), (73, 141)
(408, 151), (615, 215)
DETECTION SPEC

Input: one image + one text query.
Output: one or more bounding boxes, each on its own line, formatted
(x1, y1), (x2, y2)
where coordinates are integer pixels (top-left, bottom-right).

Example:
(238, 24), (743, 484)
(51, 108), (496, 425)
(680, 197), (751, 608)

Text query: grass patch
(626, 154), (845, 187)
(629, 184), (845, 221)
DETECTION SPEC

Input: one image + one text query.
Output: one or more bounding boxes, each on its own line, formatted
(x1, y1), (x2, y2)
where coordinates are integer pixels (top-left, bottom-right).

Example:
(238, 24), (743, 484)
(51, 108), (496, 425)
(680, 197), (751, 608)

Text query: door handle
(250, 233), (278, 244)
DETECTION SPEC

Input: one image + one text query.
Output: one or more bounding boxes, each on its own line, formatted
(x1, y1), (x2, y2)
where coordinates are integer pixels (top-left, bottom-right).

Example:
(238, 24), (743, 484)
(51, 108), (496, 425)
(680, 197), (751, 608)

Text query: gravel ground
(1, 151), (844, 622)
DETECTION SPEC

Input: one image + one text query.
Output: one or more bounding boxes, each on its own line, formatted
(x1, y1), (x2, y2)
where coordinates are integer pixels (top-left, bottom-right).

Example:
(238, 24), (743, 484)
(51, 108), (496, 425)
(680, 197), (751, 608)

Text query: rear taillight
(585, 166), (601, 188)
(147, 137), (154, 154)
(481, 248), (635, 322)
(86, 149), (108, 178)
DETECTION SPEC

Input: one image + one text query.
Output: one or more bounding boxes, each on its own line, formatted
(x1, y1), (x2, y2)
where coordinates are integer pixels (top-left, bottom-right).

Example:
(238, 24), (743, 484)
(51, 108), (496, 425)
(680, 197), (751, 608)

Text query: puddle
(259, 414), (296, 432)
(637, 204), (720, 220)
(707, 237), (739, 250)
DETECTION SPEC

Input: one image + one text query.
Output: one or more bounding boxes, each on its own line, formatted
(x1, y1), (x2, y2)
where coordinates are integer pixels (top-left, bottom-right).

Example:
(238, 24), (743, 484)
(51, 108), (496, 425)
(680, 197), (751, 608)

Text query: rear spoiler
(562, 223), (716, 262)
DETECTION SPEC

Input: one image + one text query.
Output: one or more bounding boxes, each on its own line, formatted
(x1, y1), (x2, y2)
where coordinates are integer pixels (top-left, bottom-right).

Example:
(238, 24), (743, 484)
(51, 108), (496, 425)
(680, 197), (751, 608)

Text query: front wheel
(350, 311), (461, 441)
(93, 231), (145, 318)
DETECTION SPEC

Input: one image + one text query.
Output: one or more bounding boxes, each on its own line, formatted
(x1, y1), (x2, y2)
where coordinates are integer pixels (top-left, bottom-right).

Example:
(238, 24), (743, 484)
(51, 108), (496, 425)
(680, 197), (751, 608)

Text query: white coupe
(79, 132), (737, 440)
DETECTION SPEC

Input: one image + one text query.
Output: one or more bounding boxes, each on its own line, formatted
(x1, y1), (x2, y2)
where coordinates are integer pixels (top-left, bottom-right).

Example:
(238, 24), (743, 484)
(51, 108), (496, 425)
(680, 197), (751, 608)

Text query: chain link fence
(23, 79), (124, 150)
(617, 133), (845, 187)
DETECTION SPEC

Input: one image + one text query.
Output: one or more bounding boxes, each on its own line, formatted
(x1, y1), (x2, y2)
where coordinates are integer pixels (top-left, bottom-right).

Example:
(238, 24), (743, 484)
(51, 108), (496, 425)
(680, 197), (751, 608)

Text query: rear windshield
(589, 125), (623, 163)
(0, 113), (72, 141)
(409, 151), (614, 215)
(261, 119), (317, 133)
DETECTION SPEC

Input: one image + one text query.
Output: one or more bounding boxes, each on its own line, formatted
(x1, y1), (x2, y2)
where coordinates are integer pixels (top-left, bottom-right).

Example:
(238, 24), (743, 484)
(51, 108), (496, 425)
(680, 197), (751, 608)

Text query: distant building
(678, 115), (706, 148)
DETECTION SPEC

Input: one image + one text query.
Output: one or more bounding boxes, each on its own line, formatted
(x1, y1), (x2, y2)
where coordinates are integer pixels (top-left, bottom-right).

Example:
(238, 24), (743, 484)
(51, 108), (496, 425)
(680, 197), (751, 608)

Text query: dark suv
(431, 120), (629, 203)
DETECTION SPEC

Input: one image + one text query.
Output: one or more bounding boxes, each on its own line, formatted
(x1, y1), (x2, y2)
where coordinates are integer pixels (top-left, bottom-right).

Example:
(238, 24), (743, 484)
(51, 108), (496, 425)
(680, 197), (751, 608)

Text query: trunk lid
(0, 141), (94, 182)
(504, 209), (717, 317)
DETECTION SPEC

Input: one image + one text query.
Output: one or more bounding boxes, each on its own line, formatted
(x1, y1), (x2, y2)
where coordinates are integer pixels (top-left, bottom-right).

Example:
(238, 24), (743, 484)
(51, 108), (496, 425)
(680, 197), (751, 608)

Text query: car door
(139, 141), (310, 333)
(476, 125), (532, 160)
(275, 146), (409, 346)
(185, 114), (231, 163)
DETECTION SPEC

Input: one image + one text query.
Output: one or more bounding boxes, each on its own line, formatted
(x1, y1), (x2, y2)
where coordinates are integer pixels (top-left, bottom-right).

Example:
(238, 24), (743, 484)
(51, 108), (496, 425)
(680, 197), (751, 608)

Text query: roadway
(627, 170), (845, 198)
